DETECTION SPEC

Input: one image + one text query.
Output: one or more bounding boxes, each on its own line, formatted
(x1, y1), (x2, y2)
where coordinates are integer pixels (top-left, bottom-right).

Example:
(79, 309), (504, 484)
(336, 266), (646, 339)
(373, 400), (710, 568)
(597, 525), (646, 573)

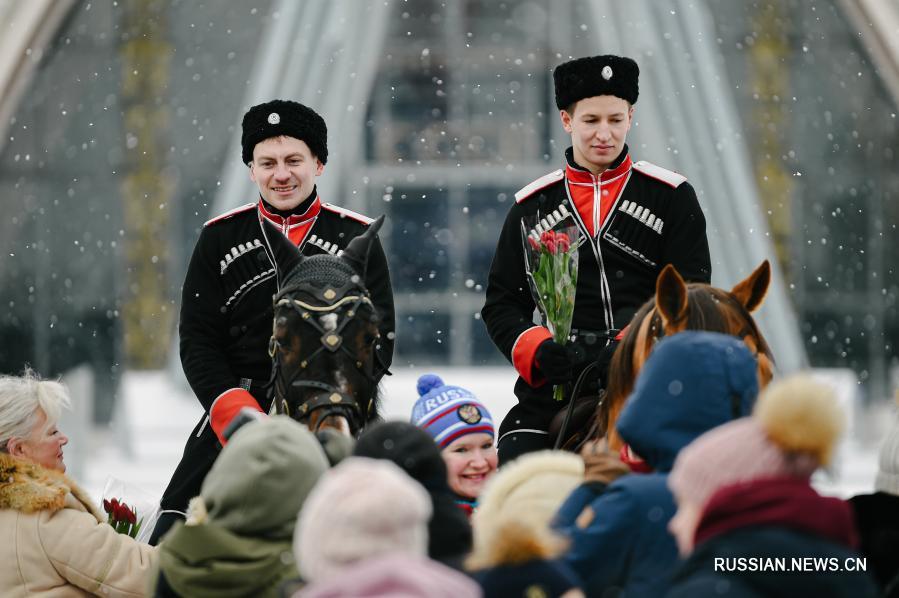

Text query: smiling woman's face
(11, 408), (68, 472)
(441, 432), (498, 500)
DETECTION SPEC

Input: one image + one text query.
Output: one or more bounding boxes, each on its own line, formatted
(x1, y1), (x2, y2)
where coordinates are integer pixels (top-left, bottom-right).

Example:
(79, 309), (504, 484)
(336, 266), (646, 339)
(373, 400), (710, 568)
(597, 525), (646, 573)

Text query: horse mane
(599, 300), (657, 438)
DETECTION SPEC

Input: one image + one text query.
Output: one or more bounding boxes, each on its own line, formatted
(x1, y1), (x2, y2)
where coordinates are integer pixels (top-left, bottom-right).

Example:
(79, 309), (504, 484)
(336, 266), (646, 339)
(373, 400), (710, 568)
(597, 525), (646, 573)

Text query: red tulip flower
(540, 230), (557, 255)
(103, 496), (143, 538)
(523, 220), (579, 402)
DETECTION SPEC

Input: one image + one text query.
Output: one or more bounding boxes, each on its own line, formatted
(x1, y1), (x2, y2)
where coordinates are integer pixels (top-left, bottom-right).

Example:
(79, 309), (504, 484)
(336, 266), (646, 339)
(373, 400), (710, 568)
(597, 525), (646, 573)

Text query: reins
(553, 361), (600, 450)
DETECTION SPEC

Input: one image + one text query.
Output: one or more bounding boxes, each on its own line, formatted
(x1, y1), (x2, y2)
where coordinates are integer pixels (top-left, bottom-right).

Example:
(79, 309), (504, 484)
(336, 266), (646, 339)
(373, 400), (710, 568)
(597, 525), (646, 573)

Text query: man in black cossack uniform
(150, 100), (394, 543)
(482, 55), (711, 463)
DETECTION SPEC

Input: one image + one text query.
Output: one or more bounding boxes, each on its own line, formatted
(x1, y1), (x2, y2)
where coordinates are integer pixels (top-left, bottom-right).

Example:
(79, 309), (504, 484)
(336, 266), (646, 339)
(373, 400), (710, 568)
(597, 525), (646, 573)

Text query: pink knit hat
(294, 457), (432, 583)
(669, 374), (844, 510)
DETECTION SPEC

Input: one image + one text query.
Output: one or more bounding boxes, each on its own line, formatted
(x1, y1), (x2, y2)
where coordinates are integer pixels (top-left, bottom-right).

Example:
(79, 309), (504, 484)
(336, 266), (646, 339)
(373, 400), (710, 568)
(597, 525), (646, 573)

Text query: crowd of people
(2, 330), (899, 596)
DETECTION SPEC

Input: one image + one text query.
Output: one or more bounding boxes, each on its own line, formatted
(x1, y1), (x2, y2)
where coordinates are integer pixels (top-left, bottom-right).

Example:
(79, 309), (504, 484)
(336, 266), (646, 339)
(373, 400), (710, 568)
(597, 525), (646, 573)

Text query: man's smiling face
(250, 135), (324, 210)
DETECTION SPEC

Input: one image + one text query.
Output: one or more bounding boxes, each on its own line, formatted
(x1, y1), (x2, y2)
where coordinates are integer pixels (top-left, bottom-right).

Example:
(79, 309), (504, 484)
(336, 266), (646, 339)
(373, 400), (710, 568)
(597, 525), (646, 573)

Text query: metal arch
(205, 0), (809, 373)
(585, 0), (807, 374)
(212, 0), (395, 216)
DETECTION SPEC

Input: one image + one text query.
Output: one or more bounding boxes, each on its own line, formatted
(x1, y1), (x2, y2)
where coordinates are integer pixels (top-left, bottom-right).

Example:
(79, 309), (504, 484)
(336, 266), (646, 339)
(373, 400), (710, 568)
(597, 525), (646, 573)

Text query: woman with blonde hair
(0, 368), (156, 597)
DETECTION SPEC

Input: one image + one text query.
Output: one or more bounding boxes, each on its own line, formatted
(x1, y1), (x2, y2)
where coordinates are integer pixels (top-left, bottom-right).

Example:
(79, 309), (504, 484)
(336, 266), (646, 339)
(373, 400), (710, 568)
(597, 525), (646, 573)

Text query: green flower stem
(553, 384), (565, 402)
(528, 233), (578, 401)
(131, 516), (144, 539)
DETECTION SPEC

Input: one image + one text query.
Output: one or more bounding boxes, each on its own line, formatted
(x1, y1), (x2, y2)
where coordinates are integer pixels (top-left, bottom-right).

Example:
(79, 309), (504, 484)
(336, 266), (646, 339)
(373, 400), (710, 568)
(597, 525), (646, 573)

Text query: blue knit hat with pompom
(410, 374), (494, 449)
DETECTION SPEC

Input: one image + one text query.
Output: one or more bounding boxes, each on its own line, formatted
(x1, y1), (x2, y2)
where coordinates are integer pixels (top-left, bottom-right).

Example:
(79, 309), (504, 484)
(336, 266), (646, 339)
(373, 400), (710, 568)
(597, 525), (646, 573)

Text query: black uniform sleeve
(481, 202), (540, 363)
(179, 227), (239, 411)
(365, 235), (395, 378)
(661, 182), (712, 283)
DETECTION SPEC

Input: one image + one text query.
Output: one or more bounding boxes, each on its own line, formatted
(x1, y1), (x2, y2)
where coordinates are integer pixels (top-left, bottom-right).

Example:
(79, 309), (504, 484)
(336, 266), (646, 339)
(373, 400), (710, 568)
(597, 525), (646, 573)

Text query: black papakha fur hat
(241, 99), (328, 165)
(553, 55), (639, 110)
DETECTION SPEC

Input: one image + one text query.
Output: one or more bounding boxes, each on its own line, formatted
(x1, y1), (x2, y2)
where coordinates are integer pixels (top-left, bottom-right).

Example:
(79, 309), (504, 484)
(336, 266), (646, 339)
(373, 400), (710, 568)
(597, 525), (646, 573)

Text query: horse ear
(260, 218), (303, 283)
(655, 263), (688, 328)
(342, 214), (385, 278)
(731, 259), (770, 313)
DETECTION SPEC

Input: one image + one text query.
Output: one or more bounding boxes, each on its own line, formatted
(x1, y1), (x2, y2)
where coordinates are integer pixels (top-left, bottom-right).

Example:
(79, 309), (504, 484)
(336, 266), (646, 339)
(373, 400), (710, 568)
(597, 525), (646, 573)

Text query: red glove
(209, 388), (265, 445)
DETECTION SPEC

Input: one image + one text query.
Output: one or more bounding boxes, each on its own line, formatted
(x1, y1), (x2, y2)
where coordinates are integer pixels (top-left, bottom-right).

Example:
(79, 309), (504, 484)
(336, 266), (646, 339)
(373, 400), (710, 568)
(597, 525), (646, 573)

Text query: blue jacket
(555, 331), (759, 598)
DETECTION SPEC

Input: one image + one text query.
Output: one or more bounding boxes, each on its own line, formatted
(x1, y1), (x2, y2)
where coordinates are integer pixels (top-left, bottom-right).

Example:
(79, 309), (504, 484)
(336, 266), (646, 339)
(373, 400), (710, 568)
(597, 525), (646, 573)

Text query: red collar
(257, 195), (321, 228)
(565, 153), (633, 185)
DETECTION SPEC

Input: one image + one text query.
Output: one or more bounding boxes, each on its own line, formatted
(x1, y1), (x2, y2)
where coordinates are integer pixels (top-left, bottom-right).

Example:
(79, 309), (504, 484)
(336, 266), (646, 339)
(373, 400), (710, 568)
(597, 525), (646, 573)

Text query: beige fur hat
(468, 450), (584, 569)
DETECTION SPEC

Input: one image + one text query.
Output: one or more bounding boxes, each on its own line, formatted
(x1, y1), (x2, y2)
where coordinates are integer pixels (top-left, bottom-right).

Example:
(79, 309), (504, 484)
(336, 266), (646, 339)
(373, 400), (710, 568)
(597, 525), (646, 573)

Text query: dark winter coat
(154, 191), (394, 540)
(182, 191), (394, 410)
(849, 491), (899, 596)
(473, 559), (582, 598)
(667, 478), (878, 598)
(554, 331), (758, 598)
(482, 146), (710, 443)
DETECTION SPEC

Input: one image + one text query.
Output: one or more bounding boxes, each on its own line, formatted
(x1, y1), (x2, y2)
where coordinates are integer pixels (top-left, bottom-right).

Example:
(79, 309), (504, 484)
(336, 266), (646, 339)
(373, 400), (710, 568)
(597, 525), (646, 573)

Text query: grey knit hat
(199, 416), (330, 539)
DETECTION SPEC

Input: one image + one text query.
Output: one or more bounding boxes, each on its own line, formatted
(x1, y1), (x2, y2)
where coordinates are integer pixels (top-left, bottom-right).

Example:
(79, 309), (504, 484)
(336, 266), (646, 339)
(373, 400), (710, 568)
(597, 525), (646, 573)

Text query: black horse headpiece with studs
(259, 214), (386, 434)
(260, 214), (385, 304)
(278, 255), (364, 309)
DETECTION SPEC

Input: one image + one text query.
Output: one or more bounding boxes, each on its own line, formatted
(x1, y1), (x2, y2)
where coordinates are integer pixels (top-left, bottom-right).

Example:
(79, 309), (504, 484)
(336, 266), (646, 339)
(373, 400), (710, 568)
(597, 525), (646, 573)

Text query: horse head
(262, 216), (384, 437)
(601, 260), (775, 449)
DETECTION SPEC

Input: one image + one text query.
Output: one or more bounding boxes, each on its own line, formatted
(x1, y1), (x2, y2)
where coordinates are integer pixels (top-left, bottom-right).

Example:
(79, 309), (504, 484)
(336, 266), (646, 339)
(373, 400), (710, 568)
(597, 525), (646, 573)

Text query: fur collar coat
(0, 452), (157, 597)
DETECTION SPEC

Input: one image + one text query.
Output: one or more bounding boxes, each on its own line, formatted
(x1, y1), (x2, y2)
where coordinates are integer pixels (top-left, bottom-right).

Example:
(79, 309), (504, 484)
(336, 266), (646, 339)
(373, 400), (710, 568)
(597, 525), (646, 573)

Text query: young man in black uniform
(150, 100), (394, 543)
(482, 55), (711, 463)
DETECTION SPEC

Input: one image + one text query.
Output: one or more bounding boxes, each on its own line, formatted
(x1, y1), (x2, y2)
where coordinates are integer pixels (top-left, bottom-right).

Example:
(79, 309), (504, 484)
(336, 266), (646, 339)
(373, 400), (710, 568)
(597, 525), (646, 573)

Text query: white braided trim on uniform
(224, 268), (276, 308)
(497, 428), (550, 444)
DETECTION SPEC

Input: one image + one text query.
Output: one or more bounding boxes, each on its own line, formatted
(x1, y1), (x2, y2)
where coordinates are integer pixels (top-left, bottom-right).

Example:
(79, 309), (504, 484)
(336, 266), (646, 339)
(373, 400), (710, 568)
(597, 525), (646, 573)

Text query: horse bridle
(267, 275), (378, 434)
(647, 294), (762, 359)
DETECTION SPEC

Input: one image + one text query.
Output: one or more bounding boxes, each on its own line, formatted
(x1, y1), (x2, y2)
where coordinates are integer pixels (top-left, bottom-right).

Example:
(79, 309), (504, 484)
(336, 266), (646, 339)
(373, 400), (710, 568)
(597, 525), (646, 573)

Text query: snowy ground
(80, 367), (520, 502)
(77, 368), (890, 506)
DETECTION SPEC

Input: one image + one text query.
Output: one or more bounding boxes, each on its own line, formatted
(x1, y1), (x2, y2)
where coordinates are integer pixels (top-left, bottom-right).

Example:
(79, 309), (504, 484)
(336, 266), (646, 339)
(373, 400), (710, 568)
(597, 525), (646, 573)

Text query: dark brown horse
(261, 216), (384, 436)
(599, 260), (775, 450)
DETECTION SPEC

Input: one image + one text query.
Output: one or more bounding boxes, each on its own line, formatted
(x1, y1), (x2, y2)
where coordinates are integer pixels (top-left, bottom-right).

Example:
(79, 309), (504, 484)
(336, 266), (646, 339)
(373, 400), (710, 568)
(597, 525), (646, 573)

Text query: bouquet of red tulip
(521, 205), (579, 402)
(102, 497), (143, 538)
(101, 477), (161, 543)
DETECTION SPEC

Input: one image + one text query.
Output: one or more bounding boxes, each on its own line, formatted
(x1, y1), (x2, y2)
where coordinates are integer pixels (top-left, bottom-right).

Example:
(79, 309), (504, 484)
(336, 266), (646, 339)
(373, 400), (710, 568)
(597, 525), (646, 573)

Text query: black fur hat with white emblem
(241, 99), (328, 165)
(553, 55), (639, 110)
